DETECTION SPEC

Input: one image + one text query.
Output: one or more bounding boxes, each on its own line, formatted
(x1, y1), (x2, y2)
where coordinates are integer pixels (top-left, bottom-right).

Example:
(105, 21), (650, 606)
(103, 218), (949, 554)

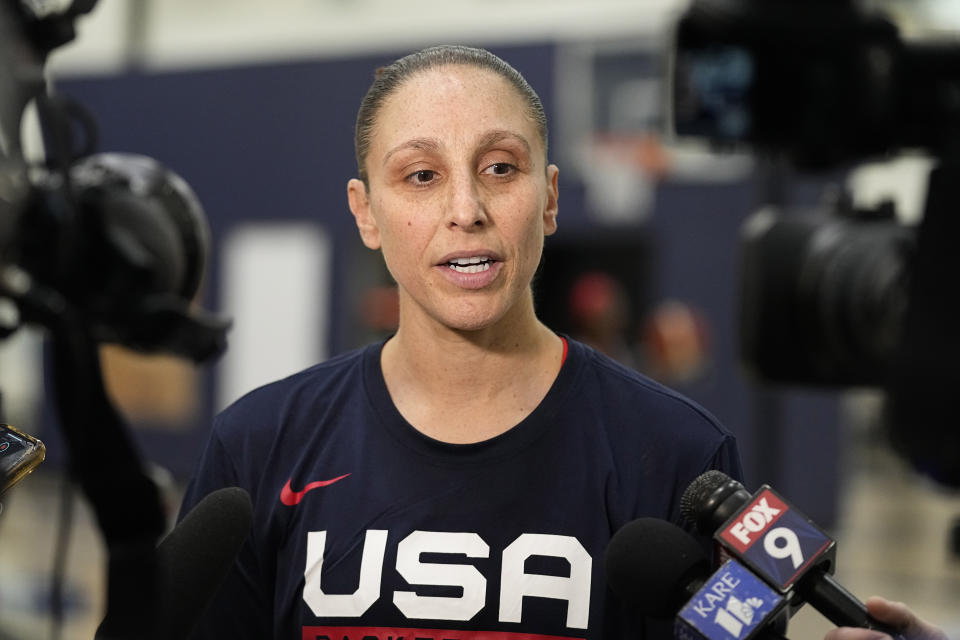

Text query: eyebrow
(380, 130), (533, 168)
(382, 137), (441, 167)
(475, 129), (532, 157)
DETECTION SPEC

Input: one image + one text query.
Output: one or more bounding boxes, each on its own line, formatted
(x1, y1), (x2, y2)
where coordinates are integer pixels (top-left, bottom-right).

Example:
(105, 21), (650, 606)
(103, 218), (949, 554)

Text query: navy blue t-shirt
(179, 337), (743, 640)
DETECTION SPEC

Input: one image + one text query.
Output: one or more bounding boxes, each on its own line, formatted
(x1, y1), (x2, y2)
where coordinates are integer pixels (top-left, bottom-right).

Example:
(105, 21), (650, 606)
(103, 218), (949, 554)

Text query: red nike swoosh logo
(280, 473), (351, 506)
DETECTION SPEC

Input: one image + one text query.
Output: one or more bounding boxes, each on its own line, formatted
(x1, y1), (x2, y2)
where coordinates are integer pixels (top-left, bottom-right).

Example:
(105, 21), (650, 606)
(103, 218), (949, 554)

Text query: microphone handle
(802, 568), (905, 640)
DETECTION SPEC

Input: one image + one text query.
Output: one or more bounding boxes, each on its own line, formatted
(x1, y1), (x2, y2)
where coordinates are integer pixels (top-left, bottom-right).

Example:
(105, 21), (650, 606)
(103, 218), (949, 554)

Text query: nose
(445, 171), (487, 230)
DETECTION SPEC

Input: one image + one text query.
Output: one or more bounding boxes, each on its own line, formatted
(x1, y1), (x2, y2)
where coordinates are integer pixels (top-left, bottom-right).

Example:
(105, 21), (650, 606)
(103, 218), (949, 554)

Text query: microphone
(681, 470), (903, 638)
(155, 486), (253, 639)
(606, 517), (711, 618)
(95, 486), (253, 639)
(605, 518), (789, 640)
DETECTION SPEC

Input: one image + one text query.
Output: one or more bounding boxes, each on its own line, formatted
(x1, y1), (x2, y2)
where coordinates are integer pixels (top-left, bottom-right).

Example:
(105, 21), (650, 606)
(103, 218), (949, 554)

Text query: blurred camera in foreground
(0, 0), (228, 362)
(668, 0), (960, 486)
(4, 152), (228, 361)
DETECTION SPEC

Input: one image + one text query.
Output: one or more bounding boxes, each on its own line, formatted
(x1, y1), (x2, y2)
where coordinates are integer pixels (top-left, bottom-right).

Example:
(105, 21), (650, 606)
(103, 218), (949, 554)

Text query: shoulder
(569, 338), (728, 436)
(565, 338), (741, 478)
(214, 343), (373, 440)
(563, 339), (743, 523)
(223, 344), (369, 412)
(180, 343), (382, 519)
(193, 343), (376, 491)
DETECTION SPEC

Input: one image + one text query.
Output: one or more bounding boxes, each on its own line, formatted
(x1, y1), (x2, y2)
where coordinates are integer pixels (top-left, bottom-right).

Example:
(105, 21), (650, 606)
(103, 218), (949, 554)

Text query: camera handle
(45, 305), (166, 638)
(885, 146), (960, 487)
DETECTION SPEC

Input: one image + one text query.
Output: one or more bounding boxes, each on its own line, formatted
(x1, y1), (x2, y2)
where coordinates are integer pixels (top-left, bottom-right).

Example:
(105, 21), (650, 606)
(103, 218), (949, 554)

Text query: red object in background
(360, 286), (400, 332)
(641, 300), (711, 383)
(566, 271), (637, 367)
(568, 272), (626, 328)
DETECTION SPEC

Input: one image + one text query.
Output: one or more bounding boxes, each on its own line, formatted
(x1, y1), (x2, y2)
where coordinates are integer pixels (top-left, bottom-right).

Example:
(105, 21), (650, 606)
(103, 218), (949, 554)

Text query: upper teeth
(447, 256), (492, 274)
(449, 256), (489, 265)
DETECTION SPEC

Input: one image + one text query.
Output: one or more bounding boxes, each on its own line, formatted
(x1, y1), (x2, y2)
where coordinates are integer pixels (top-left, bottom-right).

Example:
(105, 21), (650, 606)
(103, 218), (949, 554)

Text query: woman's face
(348, 64), (559, 333)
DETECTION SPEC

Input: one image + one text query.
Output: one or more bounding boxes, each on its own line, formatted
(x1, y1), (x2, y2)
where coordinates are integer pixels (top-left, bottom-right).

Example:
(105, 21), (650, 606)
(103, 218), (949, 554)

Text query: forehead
(369, 65), (541, 157)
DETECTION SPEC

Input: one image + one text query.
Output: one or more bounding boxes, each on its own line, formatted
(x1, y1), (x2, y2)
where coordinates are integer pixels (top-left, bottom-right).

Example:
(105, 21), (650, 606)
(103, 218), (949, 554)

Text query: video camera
(1, 0), (228, 360)
(670, 0), (960, 169)
(1, 1), (231, 636)
(668, 0), (960, 485)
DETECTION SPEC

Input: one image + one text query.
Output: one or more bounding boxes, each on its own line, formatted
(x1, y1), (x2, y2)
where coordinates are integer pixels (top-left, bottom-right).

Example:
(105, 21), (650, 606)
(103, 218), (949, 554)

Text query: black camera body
(0, 0), (228, 362)
(669, 0), (960, 486)
(738, 194), (914, 388)
(670, 0), (960, 170)
(0, 3), (235, 634)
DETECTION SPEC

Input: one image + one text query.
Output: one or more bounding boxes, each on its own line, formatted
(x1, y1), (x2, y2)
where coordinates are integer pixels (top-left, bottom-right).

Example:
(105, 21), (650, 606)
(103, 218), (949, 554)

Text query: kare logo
(714, 595), (764, 638)
(720, 490), (787, 553)
(677, 559), (784, 640)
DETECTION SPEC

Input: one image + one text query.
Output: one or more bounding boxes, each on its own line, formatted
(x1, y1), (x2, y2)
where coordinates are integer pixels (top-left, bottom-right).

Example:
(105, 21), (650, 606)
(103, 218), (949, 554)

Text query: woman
(179, 45), (742, 639)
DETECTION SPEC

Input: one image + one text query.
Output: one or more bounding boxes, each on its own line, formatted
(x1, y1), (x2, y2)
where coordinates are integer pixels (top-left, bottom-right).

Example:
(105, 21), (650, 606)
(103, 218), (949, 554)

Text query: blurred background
(1, 0), (959, 638)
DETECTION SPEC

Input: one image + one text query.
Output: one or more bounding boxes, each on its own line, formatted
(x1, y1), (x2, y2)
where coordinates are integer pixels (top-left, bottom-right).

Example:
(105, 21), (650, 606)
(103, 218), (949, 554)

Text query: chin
(414, 289), (527, 333)
(437, 303), (508, 333)
(444, 315), (499, 333)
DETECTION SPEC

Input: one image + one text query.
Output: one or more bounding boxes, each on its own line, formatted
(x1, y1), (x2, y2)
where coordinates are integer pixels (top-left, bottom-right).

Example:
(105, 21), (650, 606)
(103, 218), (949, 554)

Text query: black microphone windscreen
(156, 486), (253, 639)
(680, 470), (751, 534)
(680, 470), (730, 521)
(605, 518), (709, 619)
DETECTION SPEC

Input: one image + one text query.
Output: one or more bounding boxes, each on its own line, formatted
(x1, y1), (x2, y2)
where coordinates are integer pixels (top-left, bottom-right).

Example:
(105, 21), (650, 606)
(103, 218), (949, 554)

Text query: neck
(388, 309), (555, 390)
(380, 296), (563, 443)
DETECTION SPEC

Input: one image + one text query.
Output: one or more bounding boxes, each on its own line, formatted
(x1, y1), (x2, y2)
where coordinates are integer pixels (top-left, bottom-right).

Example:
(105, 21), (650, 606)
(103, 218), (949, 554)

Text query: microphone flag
(676, 559), (786, 640)
(716, 486), (835, 591)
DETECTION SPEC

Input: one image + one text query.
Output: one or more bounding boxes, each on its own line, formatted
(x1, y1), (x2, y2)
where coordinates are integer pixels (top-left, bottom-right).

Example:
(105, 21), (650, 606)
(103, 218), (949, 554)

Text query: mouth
(443, 255), (495, 274)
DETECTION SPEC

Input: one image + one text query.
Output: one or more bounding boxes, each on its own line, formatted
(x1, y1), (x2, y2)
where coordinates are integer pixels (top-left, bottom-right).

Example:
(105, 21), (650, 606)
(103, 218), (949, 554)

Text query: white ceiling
(47, 0), (686, 75)
(39, 0), (960, 77)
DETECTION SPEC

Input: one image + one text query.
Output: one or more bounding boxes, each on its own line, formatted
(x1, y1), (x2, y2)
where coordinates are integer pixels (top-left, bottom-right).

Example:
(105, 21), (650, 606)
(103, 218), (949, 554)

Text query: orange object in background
(641, 300), (711, 384)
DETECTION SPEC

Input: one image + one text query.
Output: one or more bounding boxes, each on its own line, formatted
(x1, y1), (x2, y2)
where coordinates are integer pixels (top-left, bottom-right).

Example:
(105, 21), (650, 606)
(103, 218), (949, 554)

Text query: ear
(543, 164), (559, 237)
(347, 178), (381, 250)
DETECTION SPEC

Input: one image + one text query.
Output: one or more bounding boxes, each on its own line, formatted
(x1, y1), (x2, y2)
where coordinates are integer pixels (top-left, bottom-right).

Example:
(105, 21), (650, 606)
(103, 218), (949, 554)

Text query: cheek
(373, 199), (432, 274)
(502, 188), (547, 238)
(392, 216), (424, 245)
(520, 192), (550, 267)
(372, 195), (412, 241)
